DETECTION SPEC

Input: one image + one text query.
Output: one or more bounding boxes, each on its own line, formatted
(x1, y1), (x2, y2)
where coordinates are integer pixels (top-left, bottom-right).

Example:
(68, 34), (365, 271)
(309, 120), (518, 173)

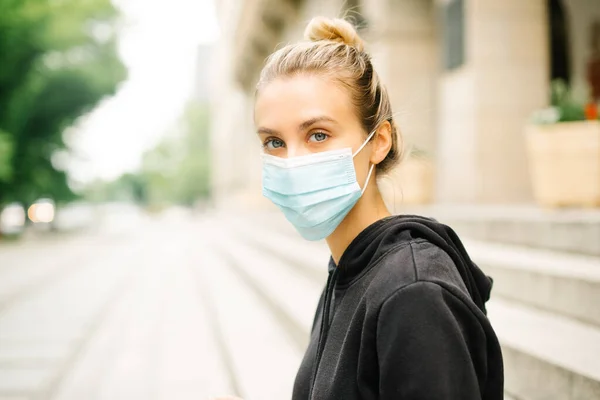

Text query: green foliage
(0, 0), (126, 205)
(549, 80), (586, 122)
(0, 131), (13, 182)
(84, 173), (147, 204)
(530, 79), (586, 125)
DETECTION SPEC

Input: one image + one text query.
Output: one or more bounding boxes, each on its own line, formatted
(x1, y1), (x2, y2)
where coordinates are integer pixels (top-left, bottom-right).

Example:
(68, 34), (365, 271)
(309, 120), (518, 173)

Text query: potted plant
(526, 80), (600, 208)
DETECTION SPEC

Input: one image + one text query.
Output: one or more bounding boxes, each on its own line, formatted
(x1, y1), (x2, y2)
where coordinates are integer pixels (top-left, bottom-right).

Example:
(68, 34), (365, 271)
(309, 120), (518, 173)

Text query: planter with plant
(526, 80), (600, 208)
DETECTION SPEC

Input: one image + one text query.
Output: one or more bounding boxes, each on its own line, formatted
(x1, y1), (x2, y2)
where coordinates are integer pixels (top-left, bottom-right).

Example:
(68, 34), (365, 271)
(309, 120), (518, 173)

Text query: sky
(67, 0), (220, 184)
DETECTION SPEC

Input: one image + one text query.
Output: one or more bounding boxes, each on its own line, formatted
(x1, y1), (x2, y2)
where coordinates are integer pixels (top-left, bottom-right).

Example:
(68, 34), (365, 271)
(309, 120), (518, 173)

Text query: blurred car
(27, 199), (100, 233)
(27, 198), (56, 230)
(0, 202), (26, 236)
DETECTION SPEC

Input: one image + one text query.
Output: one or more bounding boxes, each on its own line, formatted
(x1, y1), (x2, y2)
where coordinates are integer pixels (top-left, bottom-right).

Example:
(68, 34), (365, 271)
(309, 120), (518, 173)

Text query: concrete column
(366, 0), (439, 157)
(436, 0), (549, 203)
(287, 0), (347, 40)
(358, 0), (439, 207)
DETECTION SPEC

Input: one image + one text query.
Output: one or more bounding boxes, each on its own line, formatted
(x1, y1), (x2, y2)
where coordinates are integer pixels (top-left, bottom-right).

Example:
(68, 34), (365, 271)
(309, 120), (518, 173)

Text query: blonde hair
(256, 16), (402, 174)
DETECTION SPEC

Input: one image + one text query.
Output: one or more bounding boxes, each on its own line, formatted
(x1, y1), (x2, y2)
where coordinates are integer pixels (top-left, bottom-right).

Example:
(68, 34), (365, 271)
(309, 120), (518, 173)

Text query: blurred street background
(1, 0), (600, 399)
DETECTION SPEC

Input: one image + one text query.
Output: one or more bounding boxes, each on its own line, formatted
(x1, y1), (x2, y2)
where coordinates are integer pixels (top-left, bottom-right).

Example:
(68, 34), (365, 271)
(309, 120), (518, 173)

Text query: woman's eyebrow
(257, 127), (280, 135)
(298, 116), (337, 131)
(257, 116), (337, 135)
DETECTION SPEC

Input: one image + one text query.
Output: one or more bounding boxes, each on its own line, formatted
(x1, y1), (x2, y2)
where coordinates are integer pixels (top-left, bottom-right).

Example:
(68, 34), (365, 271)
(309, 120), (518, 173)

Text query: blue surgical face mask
(261, 130), (376, 241)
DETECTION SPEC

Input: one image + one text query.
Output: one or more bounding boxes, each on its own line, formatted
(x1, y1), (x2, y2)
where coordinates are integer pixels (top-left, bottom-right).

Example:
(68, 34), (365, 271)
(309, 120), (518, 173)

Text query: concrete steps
(464, 239), (600, 327)
(488, 299), (600, 400)
(406, 205), (600, 257)
(489, 299), (600, 400)
(195, 227), (302, 400)
(219, 212), (600, 400)
(212, 229), (322, 350)
(241, 210), (600, 326)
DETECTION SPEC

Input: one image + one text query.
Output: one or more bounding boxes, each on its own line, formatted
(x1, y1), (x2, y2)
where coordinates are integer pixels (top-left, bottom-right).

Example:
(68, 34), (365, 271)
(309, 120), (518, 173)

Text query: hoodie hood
(328, 214), (493, 314)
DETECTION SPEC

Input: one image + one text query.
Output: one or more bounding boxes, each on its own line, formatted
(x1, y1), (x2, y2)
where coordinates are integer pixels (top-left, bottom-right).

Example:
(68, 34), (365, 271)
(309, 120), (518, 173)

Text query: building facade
(210, 0), (600, 209)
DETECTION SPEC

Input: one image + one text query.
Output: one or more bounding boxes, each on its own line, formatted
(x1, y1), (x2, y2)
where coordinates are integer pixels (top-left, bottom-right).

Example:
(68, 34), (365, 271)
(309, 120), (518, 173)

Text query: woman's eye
(265, 138), (285, 150)
(309, 132), (328, 143)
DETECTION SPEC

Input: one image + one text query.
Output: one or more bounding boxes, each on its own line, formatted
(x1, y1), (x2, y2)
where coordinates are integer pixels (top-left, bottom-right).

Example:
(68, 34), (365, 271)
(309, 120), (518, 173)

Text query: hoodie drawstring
(308, 266), (339, 399)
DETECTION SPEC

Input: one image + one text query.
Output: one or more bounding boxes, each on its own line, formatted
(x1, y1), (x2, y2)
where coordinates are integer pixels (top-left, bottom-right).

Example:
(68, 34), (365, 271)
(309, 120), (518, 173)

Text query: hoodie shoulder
(372, 239), (470, 300)
(409, 240), (471, 297)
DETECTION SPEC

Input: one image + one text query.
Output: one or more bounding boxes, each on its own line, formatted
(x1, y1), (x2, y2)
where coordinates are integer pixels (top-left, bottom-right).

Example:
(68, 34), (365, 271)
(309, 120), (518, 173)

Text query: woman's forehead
(254, 75), (355, 128)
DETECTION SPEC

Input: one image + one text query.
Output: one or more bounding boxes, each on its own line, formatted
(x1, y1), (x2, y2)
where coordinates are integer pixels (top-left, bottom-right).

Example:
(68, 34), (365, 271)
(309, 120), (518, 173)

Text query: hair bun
(304, 17), (365, 52)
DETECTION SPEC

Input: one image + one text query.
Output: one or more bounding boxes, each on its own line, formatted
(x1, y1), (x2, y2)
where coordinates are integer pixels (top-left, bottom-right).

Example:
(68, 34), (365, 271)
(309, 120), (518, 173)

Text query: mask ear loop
(354, 129), (378, 195)
(352, 129), (378, 158)
(361, 163), (375, 195)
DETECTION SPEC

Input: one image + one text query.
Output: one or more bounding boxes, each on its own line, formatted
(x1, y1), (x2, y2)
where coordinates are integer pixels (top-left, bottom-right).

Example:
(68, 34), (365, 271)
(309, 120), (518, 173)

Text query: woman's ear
(370, 121), (393, 166)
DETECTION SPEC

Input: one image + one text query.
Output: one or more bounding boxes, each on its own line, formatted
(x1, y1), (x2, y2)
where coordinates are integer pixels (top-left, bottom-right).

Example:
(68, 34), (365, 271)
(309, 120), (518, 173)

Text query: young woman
(218, 16), (504, 400)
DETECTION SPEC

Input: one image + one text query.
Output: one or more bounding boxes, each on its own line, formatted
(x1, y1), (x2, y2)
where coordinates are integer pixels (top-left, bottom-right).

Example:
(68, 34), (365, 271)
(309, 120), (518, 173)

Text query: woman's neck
(326, 183), (391, 265)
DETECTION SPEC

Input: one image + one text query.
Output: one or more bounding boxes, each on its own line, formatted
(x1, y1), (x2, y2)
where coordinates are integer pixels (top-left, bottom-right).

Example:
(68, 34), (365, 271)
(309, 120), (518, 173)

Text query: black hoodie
(292, 215), (504, 400)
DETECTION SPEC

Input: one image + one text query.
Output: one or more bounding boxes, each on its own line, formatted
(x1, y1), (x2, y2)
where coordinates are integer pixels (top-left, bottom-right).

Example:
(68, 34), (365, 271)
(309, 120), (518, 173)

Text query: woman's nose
(286, 145), (311, 158)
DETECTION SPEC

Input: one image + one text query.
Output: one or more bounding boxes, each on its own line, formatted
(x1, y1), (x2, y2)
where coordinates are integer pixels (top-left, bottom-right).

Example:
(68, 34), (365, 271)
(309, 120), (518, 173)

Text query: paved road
(0, 209), (316, 400)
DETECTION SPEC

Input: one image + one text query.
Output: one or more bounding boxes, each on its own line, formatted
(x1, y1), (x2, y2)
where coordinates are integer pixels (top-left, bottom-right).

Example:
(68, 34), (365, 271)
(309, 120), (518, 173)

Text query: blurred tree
(0, 0), (126, 205)
(89, 100), (212, 208)
(0, 130), (13, 182)
(84, 173), (147, 204)
(139, 139), (178, 207)
(140, 100), (212, 207)
(171, 101), (212, 204)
